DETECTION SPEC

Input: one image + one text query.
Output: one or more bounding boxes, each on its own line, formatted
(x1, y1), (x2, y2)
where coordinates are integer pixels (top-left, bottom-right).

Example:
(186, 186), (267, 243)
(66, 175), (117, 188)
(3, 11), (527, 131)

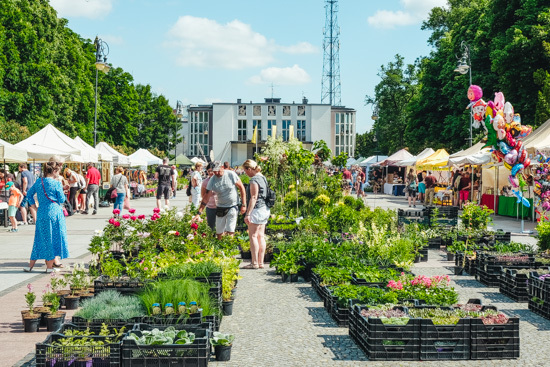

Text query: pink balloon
(505, 150), (518, 165)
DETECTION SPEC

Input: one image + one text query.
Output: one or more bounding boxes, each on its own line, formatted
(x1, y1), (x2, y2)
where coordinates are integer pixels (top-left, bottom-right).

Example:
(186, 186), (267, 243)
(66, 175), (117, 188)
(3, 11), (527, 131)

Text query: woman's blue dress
(26, 177), (69, 261)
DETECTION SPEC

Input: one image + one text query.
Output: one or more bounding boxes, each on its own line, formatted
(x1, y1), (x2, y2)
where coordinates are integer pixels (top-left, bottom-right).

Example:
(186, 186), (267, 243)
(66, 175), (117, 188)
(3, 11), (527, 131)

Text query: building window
(282, 120), (291, 141)
(267, 120), (276, 137)
(238, 105), (246, 116)
(253, 105), (261, 116)
(268, 105), (276, 116)
(297, 120), (306, 141)
(298, 105), (305, 116)
(283, 105), (291, 116)
(253, 120), (262, 141)
(238, 119), (247, 142)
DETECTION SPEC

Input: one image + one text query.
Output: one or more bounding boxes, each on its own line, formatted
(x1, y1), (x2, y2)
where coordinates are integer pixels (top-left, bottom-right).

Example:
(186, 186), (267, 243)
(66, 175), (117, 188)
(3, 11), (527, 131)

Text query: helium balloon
(511, 163), (524, 177)
(509, 175), (519, 187)
(513, 189), (531, 208)
(518, 125), (533, 138)
(523, 157), (531, 169)
(506, 132), (517, 148)
(486, 101), (496, 118)
(494, 92), (505, 111)
(467, 85), (483, 102)
(472, 99), (487, 123)
(505, 150), (518, 165)
(518, 149), (527, 164)
(513, 114), (521, 123)
(503, 102), (514, 124)
(499, 141), (511, 155)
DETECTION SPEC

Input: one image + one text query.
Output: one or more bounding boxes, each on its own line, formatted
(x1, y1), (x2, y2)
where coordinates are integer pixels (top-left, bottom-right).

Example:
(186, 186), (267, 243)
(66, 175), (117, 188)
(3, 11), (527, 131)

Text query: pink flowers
(113, 209), (121, 215)
(190, 223), (198, 230)
(151, 214), (160, 221)
(129, 208), (136, 214)
(122, 214), (130, 219)
(387, 280), (404, 290)
(138, 214), (146, 220)
(153, 208), (160, 214)
(130, 216), (137, 221)
(27, 283), (33, 292)
(113, 221), (121, 227)
(175, 231), (180, 236)
(108, 218), (115, 225)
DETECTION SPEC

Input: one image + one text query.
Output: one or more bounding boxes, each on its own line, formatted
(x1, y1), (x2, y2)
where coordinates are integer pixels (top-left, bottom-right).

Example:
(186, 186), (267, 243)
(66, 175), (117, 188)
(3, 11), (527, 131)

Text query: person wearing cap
(6, 181), (22, 232)
(201, 162), (218, 231)
(194, 161), (246, 239)
(190, 162), (203, 208)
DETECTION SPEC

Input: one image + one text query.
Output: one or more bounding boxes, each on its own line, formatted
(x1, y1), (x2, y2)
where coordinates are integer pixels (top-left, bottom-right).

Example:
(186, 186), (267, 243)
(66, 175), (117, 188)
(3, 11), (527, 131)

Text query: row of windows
(237, 119), (307, 142)
(238, 105), (306, 117)
(190, 111), (209, 123)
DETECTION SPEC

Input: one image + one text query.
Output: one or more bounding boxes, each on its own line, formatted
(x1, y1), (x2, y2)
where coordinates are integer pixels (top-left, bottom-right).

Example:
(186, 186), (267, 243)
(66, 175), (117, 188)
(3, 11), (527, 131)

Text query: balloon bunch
(533, 152), (550, 219)
(466, 85), (533, 206)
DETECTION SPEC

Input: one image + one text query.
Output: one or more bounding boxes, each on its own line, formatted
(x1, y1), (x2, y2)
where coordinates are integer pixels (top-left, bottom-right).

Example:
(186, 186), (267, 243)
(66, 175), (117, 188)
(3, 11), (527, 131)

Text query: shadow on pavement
(305, 306), (340, 328)
(318, 334), (368, 361)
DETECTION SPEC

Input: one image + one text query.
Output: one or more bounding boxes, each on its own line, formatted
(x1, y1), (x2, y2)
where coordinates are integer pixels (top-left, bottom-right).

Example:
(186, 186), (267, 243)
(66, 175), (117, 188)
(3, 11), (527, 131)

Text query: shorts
(459, 190), (470, 201)
(408, 189), (417, 198)
(250, 205), (270, 225)
(8, 205), (17, 217)
(80, 189), (87, 194)
(216, 207), (238, 234)
(20, 195), (29, 207)
(156, 185), (171, 200)
(417, 182), (426, 194)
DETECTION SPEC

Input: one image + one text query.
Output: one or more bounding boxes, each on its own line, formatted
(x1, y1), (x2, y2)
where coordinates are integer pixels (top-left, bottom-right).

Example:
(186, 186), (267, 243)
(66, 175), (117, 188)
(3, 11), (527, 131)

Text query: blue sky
(50, 0), (447, 134)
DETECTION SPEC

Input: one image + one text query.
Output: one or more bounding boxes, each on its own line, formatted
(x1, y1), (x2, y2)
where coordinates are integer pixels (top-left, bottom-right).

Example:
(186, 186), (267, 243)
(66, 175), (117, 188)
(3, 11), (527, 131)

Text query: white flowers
(168, 230), (177, 235)
(187, 234), (195, 240)
(94, 229), (103, 236)
(175, 211), (184, 220)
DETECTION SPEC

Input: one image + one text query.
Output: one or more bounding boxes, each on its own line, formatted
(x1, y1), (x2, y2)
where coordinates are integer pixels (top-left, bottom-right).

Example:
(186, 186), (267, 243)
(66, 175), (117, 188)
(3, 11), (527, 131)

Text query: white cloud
(248, 65), (311, 86)
(101, 35), (123, 46)
(50, 0), (114, 19)
(166, 16), (315, 69)
(368, 0), (447, 29)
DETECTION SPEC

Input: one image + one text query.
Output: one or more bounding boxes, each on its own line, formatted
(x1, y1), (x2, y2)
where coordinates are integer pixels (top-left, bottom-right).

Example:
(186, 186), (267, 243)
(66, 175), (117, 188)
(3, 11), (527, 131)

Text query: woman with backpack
(406, 168), (418, 207)
(242, 159), (270, 269)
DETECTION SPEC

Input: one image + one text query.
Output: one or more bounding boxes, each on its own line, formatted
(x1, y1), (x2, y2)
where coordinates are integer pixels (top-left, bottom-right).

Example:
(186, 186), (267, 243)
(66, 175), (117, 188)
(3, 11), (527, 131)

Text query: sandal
(53, 263), (64, 268)
(242, 264), (259, 269)
(258, 264), (265, 269)
(23, 267), (33, 273)
(45, 268), (59, 273)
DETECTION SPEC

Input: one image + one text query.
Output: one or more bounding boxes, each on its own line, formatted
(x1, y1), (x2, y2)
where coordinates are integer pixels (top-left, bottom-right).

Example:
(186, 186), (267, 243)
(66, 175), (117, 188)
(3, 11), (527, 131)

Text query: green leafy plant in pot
(22, 283), (40, 332)
(211, 332), (235, 361)
(45, 294), (66, 332)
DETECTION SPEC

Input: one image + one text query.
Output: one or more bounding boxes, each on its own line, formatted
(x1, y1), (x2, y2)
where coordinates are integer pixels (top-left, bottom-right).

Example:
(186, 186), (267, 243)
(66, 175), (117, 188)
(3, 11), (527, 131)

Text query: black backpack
(262, 176), (276, 208)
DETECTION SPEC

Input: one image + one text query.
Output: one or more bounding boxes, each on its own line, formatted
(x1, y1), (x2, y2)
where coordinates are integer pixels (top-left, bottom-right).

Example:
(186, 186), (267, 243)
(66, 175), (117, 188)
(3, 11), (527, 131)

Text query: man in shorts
(18, 163), (36, 224)
(155, 157), (175, 209)
(195, 161), (246, 239)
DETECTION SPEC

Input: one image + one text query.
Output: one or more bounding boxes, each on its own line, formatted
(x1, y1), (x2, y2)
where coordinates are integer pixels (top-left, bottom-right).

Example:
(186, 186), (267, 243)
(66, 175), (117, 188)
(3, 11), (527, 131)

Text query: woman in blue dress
(22, 157), (69, 272)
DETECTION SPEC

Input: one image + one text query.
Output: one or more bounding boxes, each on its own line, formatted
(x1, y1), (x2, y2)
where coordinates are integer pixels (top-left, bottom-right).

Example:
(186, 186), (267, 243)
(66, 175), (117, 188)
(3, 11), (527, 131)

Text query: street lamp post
(371, 105), (380, 162)
(174, 100), (184, 164)
(93, 36), (110, 147)
(454, 41), (473, 147)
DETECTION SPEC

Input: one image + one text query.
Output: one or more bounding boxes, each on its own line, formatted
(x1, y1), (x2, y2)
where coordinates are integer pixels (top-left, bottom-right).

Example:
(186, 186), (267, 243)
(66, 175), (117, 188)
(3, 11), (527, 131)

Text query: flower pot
(214, 345), (232, 361)
(290, 273), (299, 282)
(46, 312), (66, 332)
(240, 250), (251, 260)
(414, 255), (421, 263)
(79, 293), (94, 302)
(73, 359), (93, 367)
(57, 290), (70, 307)
(222, 299), (234, 316)
(64, 295), (80, 310)
(23, 314), (40, 332)
(454, 266), (464, 275)
(447, 252), (455, 262)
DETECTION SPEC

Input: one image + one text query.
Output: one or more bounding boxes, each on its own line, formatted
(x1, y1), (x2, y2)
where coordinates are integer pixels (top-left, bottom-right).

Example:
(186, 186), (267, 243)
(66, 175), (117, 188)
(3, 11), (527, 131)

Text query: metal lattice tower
(321, 0), (341, 106)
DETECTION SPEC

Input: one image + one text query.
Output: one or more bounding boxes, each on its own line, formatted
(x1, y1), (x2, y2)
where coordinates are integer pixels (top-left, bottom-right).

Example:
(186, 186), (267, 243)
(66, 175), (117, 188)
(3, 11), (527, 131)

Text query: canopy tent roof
(358, 155), (388, 167)
(373, 149), (413, 167)
(16, 124), (84, 162)
(170, 154), (194, 166)
(347, 157), (366, 167)
(416, 148), (450, 171)
(190, 157), (206, 165)
(0, 138), (28, 163)
(397, 148), (435, 167)
(95, 142), (130, 166)
(522, 118), (550, 153)
(128, 149), (162, 166)
(74, 137), (111, 162)
(72, 136), (99, 163)
(448, 141), (492, 166)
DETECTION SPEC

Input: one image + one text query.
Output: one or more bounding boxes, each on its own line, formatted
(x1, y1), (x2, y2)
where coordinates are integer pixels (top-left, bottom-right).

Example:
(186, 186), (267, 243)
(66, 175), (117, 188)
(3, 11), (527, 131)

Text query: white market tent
(128, 148), (162, 166)
(358, 155), (388, 167)
(373, 149), (413, 167)
(74, 136), (112, 162)
(397, 148), (435, 167)
(190, 157), (206, 165)
(72, 136), (99, 163)
(16, 124), (84, 162)
(522, 118), (550, 153)
(0, 138), (28, 163)
(96, 142), (130, 166)
(447, 141), (492, 166)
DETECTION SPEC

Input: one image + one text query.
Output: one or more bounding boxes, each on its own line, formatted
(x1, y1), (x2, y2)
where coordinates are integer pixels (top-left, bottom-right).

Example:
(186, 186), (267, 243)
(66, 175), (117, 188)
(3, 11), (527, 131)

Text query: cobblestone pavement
(212, 251), (550, 367)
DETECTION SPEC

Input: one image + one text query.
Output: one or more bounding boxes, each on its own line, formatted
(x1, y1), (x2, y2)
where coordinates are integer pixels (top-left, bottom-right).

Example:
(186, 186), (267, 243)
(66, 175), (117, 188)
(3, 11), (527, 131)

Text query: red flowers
(113, 209), (121, 215)
(122, 214), (130, 219)
(190, 223), (198, 230)
(138, 214), (146, 220)
(108, 218), (115, 225)
(129, 208), (136, 214)
(113, 221), (121, 227)
(153, 208), (160, 214)
(130, 216), (137, 221)
(151, 214), (160, 221)
(175, 231), (180, 236)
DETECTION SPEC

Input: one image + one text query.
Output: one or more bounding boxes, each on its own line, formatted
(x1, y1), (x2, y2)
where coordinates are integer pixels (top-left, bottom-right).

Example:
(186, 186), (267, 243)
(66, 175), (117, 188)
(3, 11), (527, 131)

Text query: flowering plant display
(25, 283), (36, 314)
(387, 274), (458, 306)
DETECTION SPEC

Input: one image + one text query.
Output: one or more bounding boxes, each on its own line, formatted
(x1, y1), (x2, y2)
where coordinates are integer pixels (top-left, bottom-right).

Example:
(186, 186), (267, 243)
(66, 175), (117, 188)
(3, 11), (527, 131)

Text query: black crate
(470, 318), (519, 340)
(419, 318), (470, 360)
(72, 316), (138, 330)
(500, 269), (532, 302)
(470, 337), (520, 360)
(94, 275), (151, 295)
(56, 322), (133, 335)
(121, 327), (210, 367)
(476, 268), (501, 288)
(331, 305), (349, 327)
(36, 332), (121, 367)
(528, 272), (550, 302)
(528, 298), (550, 319)
(203, 315), (221, 332)
(428, 237), (442, 249)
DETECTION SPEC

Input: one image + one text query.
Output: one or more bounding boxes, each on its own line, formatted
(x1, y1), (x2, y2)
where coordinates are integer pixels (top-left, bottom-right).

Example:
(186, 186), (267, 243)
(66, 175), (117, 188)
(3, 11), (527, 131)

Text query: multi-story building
(178, 98), (355, 166)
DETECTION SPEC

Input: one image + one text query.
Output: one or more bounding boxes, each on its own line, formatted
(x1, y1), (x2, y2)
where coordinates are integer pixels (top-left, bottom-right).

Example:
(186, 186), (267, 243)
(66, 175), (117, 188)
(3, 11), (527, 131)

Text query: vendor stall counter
(497, 196), (533, 219)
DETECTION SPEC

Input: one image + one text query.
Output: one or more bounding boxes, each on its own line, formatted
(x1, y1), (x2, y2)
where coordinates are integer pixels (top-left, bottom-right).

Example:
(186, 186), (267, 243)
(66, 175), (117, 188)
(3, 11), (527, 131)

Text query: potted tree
(211, 332), (235, 361)
(22, 283), (40, 332)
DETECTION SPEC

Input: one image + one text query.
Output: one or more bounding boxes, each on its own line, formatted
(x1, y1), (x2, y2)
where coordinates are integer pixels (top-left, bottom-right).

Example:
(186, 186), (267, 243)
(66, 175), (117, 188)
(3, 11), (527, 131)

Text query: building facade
(179, 98), (355, 166)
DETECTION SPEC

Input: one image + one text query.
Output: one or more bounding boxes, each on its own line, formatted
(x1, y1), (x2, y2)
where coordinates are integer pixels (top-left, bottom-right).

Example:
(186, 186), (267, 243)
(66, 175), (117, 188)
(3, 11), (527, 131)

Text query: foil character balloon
(494, 92), (505, 111)
(471, 99), (487, 126)
(503, 102), (514, 124)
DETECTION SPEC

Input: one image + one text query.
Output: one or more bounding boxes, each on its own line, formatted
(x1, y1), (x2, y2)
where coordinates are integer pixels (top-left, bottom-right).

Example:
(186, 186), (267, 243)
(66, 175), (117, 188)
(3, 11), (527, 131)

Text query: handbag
(41, 178), (67, 216)
(216, 206), (234, 217)
(110, 176), (122, 199)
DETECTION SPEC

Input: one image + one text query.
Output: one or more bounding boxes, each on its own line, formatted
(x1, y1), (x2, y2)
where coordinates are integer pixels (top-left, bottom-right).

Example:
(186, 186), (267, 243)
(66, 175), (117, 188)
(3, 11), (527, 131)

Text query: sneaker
(20, 222), (28, 226)
(45, 268), (59, 273)
(92, 210), (97, 215)
(10, 228), (18, 232)
(82, 211), (88, 215)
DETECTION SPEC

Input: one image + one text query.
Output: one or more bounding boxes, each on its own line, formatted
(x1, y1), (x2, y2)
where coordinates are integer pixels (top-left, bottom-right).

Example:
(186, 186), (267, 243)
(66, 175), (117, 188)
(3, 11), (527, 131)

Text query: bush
(326, 204), (359, 233)
(537, 220), (550, 251)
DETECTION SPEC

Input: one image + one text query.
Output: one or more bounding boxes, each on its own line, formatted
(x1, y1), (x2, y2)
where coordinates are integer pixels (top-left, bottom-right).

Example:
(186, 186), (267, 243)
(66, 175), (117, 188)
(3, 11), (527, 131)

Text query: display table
(497, 195), (533, 219)
(0, 202), (7, 227)
(384, 183), (406, 196)
(480, 194), (498, 211)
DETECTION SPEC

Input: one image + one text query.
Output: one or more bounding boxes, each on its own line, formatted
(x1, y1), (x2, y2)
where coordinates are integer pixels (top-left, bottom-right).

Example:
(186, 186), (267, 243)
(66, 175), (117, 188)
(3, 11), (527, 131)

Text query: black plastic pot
(64, 296), (80, 310)
(23, 315), (40, 332)
(222, 299), (234, 316)
(290, 274), (299, 282)
(46, 312), (66, 332)
(214, 345), (232, 361)
(454, 266), (464, 275)
(447, 252), (455, 262)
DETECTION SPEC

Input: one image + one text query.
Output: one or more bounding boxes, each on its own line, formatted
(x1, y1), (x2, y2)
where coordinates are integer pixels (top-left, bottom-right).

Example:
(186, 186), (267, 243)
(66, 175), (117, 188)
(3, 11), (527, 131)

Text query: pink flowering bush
(387, 273), (457, 306)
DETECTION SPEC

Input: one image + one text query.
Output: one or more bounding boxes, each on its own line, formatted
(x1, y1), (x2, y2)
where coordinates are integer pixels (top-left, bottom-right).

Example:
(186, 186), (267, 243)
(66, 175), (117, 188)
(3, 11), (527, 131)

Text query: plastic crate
(56, 322), (133, 335)
(470, 319), (520, 361)
(331, 304), (349, 327)
(72, 316), (138, 330)
(35, 332), (121, 367)
(94, 275), (150, 295)
(121, 327), (210, 367)
(419, 318), (470, 360)
(500, 269), (534, 302)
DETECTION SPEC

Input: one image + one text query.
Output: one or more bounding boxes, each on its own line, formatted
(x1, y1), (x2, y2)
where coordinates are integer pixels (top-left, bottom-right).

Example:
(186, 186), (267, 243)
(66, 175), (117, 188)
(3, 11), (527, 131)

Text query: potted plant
(63, 263), (89, 309)
(45, 294), (66, 332)
(210, 332), (235, 361)
(22, 283), (40, 332)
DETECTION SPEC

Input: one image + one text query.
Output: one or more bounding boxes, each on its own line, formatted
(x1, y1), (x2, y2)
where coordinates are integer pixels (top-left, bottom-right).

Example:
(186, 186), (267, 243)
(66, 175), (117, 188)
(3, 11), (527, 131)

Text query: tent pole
(493, 165), (496, 217)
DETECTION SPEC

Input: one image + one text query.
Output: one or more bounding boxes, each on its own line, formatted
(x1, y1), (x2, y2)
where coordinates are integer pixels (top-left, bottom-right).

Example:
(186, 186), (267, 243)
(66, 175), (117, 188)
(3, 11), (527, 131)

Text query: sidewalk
(1, 192), (191, 367)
